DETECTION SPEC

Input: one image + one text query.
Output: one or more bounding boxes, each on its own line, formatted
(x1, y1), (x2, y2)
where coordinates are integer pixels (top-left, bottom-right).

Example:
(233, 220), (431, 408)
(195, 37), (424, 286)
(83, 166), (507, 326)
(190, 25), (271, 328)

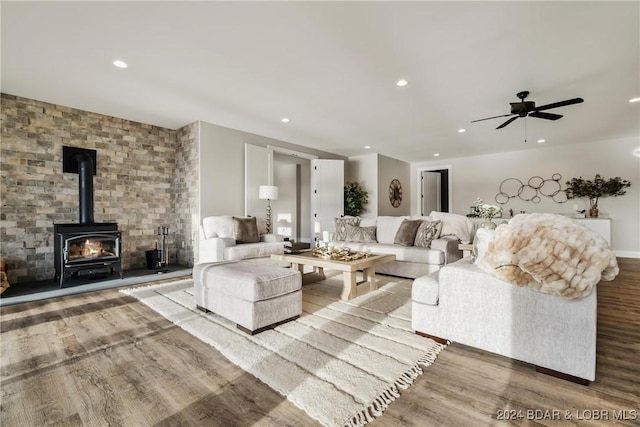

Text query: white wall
(410, 138), (640, 257)
(346, 154), (378, 217)
(346, 153), (411, 217)
(198, 121), (344, 219)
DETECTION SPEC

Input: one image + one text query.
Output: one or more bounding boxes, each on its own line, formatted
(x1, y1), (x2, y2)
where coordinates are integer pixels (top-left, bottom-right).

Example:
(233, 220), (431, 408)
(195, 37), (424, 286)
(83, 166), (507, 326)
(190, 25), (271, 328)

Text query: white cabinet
(311, 159), (344, 236)
(575, 218), (611, 244)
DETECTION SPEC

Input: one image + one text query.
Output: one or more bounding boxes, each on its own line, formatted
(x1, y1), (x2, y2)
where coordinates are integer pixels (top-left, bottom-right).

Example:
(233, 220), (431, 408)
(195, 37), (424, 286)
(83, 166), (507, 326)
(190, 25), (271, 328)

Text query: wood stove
(54, 223), (122, 287)
(54, 147), (123, 287)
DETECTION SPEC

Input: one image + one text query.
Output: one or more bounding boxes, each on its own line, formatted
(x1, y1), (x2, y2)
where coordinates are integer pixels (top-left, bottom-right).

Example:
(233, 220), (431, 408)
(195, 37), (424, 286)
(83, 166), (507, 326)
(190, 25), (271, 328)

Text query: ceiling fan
(471, 91), (584, 129)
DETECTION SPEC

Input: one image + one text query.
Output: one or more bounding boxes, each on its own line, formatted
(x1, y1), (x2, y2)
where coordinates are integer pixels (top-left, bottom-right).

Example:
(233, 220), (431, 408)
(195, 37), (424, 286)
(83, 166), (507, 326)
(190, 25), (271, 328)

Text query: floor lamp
(258, 185), (279, 234)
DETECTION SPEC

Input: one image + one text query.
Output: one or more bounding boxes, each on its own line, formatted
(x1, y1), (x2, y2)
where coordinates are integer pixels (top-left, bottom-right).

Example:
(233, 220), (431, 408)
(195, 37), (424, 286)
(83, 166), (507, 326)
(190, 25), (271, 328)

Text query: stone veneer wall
(174, 122), (199, 266)
(0, 94), (181, 284)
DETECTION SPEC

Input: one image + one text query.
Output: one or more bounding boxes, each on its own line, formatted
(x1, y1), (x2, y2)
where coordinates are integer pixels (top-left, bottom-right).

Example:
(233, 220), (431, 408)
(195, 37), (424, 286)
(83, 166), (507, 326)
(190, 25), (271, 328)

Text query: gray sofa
(329, 214), (471, 279)
(412, 257), (597, 382)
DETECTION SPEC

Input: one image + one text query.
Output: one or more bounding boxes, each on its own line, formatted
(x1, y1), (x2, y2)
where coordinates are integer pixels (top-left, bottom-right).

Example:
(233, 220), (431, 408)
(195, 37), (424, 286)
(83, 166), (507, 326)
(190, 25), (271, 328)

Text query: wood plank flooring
(1, 258), (638, 426)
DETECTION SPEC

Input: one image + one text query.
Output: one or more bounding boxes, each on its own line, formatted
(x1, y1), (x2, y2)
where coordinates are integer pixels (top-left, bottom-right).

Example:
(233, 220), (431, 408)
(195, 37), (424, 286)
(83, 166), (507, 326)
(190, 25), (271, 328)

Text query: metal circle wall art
(495, 173), (567, 205)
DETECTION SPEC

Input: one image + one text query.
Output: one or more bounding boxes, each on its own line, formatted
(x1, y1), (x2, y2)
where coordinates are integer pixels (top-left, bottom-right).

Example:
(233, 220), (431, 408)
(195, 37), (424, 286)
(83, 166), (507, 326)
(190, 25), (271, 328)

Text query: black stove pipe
(75, 152), (94, 224)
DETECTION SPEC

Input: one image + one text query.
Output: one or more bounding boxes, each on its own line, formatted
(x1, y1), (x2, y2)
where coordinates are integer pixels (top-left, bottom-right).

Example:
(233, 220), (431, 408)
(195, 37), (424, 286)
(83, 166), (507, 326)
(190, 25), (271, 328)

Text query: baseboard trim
(614, 250), (640, 259)
(535, 366), (590, 386)
(415, 330), (449, 345)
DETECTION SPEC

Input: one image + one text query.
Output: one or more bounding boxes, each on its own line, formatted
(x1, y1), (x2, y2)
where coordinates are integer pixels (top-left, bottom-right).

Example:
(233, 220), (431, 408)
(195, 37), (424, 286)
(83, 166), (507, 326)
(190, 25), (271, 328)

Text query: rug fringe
(345, 384), (399, 427)
(344, 341), (448, 427)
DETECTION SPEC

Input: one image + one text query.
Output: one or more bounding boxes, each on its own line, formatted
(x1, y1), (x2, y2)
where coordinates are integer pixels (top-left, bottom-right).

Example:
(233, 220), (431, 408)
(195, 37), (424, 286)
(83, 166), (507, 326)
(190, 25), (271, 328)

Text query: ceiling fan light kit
(472, 90), (584, 130)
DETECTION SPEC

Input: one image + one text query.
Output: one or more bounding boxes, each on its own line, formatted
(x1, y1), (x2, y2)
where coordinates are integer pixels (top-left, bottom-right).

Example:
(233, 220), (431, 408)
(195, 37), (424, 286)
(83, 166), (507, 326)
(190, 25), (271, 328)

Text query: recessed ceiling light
(396, 79), (408, 87)
(458, 129), (466, 133)
(433, 153), (440, 157)
(630, 97), (640, 103)
(281, 118), (290, 123)
(537, 139), (546, 143)
(364, 145), (371, 149)
(113, 60), (128, 68)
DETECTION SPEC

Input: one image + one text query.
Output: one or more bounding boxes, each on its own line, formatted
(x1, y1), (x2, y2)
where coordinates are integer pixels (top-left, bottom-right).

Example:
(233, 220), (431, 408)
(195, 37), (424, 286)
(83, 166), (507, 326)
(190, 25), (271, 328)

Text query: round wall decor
(389, 179), (402, 208)
(495, 173), (568, 205)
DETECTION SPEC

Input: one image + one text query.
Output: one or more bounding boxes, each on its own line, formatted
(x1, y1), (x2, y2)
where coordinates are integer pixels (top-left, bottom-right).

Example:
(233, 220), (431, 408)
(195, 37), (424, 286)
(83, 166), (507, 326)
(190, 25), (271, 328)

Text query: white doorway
(417, 166), (452, 215)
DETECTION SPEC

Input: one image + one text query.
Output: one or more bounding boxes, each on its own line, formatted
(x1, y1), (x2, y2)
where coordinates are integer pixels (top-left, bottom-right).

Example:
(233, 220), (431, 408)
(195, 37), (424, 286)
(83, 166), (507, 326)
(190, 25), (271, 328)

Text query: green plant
(344, 182), (368, 216)
(565, 174), (631, 207)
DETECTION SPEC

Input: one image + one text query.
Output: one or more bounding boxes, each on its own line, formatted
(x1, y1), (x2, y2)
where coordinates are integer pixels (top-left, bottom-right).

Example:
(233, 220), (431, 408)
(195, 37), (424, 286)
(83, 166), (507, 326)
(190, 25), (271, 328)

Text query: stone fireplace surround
(0, 94), (198, 285)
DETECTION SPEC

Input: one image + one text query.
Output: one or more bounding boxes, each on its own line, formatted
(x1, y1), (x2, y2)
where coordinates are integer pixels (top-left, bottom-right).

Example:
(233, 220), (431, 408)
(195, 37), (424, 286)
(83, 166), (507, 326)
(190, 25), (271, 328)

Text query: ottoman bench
(193, 261), (302, 335)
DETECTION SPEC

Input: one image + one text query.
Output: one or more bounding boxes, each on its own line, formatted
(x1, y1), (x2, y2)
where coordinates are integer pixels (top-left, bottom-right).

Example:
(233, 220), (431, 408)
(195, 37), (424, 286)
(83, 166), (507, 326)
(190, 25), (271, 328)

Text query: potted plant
(565, 174), (631, 218)
(344, 182), (368, 216)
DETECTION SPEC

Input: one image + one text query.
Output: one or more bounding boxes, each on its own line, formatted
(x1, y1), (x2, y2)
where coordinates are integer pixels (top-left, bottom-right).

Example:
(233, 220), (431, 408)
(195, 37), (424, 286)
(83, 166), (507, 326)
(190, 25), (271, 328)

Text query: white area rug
(121, 273), (446, 427)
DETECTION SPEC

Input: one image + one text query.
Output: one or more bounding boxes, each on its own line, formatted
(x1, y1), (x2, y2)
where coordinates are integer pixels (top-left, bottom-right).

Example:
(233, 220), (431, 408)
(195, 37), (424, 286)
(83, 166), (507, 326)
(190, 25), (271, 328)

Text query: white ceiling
(2, 1), (639, 162)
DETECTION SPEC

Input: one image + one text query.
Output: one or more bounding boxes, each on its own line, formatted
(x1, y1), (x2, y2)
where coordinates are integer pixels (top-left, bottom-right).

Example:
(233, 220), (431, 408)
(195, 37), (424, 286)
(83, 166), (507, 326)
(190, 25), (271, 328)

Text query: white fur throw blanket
(479, 213), (618, 299)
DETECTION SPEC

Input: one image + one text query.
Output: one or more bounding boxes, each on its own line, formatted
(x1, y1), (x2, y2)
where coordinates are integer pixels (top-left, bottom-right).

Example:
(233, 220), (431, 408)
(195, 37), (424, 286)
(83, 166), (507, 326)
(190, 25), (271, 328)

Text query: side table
(458, 243), (473, 258)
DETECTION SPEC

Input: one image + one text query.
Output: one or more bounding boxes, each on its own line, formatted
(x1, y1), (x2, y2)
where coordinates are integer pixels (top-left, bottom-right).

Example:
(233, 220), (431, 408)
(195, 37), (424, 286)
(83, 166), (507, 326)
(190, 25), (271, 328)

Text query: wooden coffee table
(271, 251), (395, 300)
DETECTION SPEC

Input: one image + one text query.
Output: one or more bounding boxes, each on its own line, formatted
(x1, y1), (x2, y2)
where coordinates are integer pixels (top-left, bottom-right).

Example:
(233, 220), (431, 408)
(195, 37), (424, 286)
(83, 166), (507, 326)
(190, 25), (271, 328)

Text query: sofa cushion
(412, 271), (440, 305)
(376, 216), (410, 244)
(429, 211), (474, 242)
(359, 217), (377, 227)
(394, 219), (422, 246)
(199, 261), (301, 302)
(255, 216), (268, 235)
(343, 224), (377, 243)
(329, 241), (368, 252)
(472, 228), (494, 264)
(334, 216), (361, 240)
(362, 243), (444, 264)
(414, 220), (442, 248)
(233, 216), (259, 243)
(225, 241), (284, 260)
(202, 216), (235, 238)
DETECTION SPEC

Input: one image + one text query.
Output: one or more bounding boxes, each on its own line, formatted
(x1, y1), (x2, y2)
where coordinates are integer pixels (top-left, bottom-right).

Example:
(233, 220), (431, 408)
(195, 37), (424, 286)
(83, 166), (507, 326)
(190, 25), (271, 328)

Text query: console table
(574, 218), (611, 244)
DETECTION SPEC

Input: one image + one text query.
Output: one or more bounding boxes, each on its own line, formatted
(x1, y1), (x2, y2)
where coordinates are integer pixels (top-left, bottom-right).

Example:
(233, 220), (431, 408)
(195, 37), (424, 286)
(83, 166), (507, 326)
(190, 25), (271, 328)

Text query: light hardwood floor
(1, 259), (638, 426)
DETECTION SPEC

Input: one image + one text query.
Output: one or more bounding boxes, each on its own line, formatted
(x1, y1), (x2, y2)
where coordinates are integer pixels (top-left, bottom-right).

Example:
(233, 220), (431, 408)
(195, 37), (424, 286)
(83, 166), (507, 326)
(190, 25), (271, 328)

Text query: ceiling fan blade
(496, 116), (519, 129)
(534, 97), (584, 112)
(529, 111), (563, 120)
(470, 113), (514, 123)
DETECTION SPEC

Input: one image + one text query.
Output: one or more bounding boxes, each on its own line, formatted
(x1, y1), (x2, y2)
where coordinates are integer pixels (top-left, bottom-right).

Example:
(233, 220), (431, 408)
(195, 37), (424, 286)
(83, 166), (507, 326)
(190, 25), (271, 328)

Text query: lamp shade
(258, 185), (279, 200)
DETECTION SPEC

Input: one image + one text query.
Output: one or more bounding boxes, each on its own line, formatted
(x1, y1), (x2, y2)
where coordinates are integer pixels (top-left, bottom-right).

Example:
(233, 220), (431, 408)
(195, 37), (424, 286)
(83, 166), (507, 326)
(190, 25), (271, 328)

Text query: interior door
(421, 171), (441, 215)
(311, 159), (344, 237)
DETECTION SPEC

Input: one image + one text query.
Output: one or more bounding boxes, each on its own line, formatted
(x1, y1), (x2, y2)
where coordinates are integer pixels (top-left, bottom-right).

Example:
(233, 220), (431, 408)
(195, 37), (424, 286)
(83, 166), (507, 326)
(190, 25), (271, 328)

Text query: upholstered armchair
(198, 215), (289, 264)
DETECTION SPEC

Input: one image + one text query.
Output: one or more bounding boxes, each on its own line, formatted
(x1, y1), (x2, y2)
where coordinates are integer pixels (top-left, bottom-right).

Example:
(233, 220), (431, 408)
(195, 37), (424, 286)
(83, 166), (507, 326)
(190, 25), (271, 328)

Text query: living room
(1, 2), (639, 426)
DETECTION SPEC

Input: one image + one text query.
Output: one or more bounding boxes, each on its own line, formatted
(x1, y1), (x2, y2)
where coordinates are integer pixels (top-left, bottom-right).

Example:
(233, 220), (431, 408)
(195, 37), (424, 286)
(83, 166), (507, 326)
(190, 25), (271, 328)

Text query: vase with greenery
(473, 197), (503, 229)
(565, 174), (631, 218)
(344, 182), (368, 216)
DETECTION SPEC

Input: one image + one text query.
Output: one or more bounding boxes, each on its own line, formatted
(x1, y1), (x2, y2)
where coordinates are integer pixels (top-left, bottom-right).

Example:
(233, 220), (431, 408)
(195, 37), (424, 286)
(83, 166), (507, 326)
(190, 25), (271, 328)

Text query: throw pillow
(472, 228), (494, 264)
(393, 219), (422, 246)
(333, 216), (361, 241)
(343, 224), (377, 243)
(414, 220), (442, 248)
(232, 216), (259, 243)
(376, 216), (409, 244)
(428, 211), (474, 243)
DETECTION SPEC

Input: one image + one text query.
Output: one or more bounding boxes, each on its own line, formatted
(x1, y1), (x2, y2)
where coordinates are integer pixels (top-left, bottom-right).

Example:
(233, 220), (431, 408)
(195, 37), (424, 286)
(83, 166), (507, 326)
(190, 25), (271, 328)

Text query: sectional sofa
(328, 212), (473, 278)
